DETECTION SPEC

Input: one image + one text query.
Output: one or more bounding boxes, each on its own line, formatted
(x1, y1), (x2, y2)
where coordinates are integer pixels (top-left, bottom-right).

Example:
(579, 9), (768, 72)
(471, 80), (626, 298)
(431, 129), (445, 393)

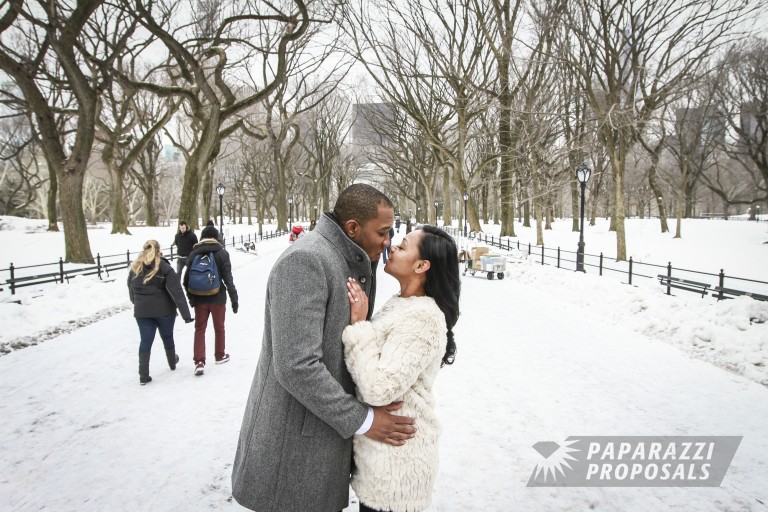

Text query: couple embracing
(232, 184), (461, 512)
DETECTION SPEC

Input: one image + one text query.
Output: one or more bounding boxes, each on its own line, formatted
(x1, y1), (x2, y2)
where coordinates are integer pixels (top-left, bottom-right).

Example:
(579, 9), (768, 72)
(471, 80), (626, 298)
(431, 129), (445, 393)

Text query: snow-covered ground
(0, 215), (767, 511)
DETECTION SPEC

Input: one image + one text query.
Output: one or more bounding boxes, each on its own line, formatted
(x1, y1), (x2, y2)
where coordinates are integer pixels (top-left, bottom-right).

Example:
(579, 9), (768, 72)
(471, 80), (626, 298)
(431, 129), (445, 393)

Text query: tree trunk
(648, 170), (669, 233)
(441, 168), (451, 227)
(58, 170), (94, 263)
(145, 181), (158, 227)
(200, 164), (214, 225)
(523, 196), (531, 227)
(105, 156), (131, 234)
(178, 157), (201, 230)
(611, 153), (627, 260)
(534, 196), (544, 246)
(47, 167), (58, 232)
(571, 179), (579, 231)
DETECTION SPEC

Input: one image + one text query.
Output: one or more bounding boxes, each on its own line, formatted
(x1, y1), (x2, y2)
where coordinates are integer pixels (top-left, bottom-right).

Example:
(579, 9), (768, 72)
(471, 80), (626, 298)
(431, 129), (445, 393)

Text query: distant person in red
(289, 225), (305, 243)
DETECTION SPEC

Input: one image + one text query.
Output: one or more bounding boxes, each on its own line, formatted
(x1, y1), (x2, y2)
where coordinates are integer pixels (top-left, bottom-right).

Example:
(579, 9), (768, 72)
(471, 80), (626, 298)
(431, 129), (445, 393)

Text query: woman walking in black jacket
(128, 240), (193, 385)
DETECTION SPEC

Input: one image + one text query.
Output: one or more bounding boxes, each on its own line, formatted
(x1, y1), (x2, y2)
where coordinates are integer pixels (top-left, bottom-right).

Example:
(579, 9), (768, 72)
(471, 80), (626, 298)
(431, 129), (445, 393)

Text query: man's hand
(365, 402), (416, 446)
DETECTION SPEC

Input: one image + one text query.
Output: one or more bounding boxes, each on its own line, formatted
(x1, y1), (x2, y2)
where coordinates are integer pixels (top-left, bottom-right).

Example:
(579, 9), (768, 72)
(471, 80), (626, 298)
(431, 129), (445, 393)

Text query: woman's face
(384, 230), (425, 278)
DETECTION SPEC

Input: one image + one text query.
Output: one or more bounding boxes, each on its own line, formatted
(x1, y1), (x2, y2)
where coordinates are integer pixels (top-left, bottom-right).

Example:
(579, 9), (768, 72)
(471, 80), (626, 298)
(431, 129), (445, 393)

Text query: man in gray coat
(232, 184), (415, 512)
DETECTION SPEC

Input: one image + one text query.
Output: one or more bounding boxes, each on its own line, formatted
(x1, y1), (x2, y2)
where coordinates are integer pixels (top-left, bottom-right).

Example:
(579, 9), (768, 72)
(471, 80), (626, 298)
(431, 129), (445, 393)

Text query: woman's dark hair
(417, 225), (461, 366)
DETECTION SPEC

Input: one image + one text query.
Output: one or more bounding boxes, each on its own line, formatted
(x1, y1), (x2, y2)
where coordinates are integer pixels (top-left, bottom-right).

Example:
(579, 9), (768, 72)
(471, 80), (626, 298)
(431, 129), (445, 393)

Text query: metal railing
(444, 226), (768, 301)
(1, 229), (287, 295)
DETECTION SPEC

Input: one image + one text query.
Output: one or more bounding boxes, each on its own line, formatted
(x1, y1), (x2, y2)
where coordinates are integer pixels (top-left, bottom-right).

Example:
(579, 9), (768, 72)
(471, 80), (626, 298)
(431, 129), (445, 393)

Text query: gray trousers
(176, 256), (188, 278)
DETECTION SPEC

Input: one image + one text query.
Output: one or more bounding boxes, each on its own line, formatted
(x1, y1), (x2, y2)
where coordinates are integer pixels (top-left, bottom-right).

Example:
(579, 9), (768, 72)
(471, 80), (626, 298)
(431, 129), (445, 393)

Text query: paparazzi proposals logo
(527, 436), (742, 487)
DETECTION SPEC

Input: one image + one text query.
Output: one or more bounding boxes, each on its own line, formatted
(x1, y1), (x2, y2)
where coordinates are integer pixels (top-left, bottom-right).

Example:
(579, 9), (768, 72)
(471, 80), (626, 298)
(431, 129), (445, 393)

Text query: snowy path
(1, 239), (767, 511)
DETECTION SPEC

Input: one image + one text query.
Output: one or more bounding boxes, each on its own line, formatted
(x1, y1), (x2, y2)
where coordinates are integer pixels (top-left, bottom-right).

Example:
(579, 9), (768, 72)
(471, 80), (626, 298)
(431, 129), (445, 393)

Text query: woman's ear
(414, 260), (431, 274)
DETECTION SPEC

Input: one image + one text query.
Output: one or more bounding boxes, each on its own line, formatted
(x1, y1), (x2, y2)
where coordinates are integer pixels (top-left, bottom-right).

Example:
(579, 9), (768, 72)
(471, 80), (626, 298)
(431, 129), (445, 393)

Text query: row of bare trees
(0, 0), (354, 262)
(340, 0), (767, 259)
(1, 0), (766, 262)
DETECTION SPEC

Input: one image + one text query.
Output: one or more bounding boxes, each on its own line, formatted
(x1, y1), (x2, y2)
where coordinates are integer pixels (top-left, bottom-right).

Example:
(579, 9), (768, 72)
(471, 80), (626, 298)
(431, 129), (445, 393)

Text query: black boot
(165, 349), (180, 371)
(139, 352), (152, 385)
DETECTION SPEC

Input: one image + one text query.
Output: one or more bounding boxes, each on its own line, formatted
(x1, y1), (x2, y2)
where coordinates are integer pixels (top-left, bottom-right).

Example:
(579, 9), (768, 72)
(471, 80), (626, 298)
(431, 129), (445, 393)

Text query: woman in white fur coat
(344, 225), (461, 512)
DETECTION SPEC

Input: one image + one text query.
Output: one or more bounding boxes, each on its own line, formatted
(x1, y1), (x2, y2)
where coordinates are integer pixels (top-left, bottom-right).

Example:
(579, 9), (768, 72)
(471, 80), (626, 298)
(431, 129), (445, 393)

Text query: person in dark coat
(183, 224), (238, 376)
(204, 218), (226, 244)
(172, 220), (198, 276)
(128, 239), (193, 385)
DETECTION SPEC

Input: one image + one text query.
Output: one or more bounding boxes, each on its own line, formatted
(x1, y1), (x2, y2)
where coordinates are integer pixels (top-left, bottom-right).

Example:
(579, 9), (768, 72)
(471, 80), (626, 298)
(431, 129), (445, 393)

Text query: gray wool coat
(232, 213), (376, 512)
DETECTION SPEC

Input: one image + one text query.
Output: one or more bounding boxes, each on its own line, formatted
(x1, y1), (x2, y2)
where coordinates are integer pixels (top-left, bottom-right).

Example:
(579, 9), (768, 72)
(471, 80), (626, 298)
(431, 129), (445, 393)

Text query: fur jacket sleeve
(342, 296), (446, 406)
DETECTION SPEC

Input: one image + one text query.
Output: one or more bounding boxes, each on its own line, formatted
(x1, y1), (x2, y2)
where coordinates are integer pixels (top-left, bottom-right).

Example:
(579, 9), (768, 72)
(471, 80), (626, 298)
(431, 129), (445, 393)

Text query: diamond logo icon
(532, 441), (561, 459)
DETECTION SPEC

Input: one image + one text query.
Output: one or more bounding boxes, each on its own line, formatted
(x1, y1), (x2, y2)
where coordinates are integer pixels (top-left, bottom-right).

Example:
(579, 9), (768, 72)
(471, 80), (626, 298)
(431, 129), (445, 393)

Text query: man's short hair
(178, 220), (188, 227)
(333, 184), (393, 225)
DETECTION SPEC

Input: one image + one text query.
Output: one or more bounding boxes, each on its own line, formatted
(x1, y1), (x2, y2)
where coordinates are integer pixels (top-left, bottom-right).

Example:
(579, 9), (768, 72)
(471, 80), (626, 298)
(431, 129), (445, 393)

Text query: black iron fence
(444, 226), (768, 301)
(1, 229), (286, 295)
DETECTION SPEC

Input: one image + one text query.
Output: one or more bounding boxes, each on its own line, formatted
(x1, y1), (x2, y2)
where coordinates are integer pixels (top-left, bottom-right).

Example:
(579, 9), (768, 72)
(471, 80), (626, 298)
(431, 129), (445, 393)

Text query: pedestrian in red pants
(183, 223), (239, 376)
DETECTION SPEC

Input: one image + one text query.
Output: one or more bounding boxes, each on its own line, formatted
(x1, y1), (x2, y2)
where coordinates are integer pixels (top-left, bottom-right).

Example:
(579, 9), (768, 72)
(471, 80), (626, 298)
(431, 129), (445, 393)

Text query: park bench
(657, 274), (711, 297)
(712, 286), (768, 302)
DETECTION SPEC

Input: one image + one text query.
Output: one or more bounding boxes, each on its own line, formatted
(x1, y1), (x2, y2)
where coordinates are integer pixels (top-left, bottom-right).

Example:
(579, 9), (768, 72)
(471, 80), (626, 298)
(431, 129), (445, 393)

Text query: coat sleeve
(219, 250), (238, 304)
(127, 271), (135, 304)
(343, 304), (444, 407)
(162, 261), (192, 321)
(269, 250), (368, 439)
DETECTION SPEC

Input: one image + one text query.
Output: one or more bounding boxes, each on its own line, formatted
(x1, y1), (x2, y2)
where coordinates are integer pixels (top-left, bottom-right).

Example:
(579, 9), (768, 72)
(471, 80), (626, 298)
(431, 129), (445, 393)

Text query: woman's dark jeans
(136, 313), (177, 353)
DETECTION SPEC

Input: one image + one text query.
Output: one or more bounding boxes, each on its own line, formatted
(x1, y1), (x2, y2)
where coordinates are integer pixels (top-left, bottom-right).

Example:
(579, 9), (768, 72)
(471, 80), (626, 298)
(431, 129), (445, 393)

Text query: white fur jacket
(343, 294), (447, 512)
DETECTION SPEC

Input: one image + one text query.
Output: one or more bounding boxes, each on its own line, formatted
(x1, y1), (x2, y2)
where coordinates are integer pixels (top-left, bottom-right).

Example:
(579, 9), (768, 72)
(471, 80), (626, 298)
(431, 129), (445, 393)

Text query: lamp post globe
(216, 183), (225, 232)
(463, 193), (469, 237)
(575, 162), (591, 272)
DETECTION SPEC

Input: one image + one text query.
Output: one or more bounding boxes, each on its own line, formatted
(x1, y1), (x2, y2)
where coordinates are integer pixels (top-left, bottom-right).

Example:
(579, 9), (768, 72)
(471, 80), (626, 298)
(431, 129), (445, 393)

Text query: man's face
(349, 205), (395, 261)
(179, 224), (187, 234)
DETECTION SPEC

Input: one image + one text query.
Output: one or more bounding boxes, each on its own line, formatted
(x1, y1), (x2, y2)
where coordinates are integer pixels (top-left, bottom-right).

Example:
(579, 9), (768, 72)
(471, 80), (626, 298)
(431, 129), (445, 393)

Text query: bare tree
(122, 0), (320, 230)
(556, 0), (757, 260)
(0, 1), (137, 262)
(343, 0), (492, 228)
(702, 38), (768, 213)
(0, 118), (48, 216)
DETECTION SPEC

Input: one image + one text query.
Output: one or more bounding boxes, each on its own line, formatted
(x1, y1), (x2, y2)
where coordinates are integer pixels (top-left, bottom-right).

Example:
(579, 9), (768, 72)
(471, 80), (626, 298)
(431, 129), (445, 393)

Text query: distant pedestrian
(289, 224), (305, 243)
(183, 224), (239, 376)
(172, 220), (198, 276)
(406, 218), (412, 234)
(395, 216), (401, 233)
(309, 219), (317, 231)
(382, 226), (395, 264)
(128, 240), (193, 385)
(205, 219), (225, 244)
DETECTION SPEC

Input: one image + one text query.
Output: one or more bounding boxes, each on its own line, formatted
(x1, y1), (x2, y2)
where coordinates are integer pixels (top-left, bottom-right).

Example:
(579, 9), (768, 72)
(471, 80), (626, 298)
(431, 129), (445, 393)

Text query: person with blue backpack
(183, 224), (239, 376)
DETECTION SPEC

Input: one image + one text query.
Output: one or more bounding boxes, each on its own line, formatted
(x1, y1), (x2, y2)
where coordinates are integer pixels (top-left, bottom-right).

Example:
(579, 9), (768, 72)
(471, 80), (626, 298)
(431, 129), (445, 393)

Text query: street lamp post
(575, 162), (592, 272)
(288, 197), (293, 230)
(216, 183), (225, 232)
(434, 200), (439, 225)
(463, 193), (469, 237)
(757, 205), (761, 221)
(313, 204), (318, 220)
